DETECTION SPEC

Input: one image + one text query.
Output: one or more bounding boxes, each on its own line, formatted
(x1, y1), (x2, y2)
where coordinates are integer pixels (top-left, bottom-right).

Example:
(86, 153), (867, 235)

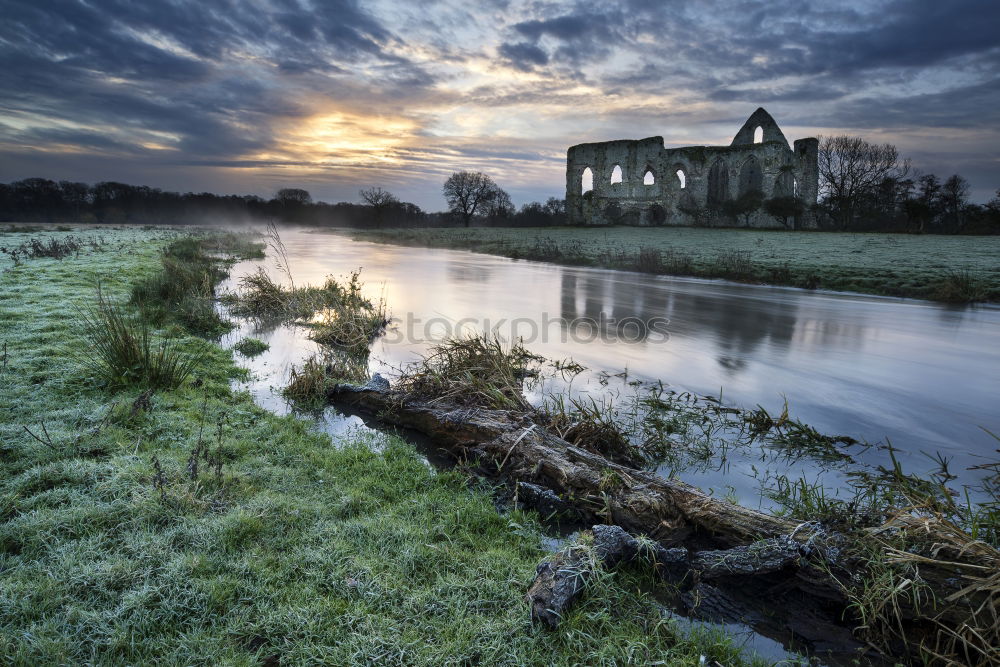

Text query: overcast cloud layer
(2, 0), (999, 207)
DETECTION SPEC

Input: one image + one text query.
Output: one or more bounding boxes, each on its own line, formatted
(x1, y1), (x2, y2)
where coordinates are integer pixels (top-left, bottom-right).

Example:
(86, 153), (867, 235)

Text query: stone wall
(565, 108), (818, 228)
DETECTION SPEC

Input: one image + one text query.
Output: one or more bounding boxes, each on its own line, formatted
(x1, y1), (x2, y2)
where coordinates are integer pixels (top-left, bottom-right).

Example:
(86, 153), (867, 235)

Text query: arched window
(610, 165), (622, 184)
(753, 126), (763, 144)
(738, 156), (763, 196)
(793, 178), (799, 197)
(582, 167), (593, 194)
(676, 169), (686, 189)
(707, 159), (729, 205)
(643, 168), (655, 185)
(774, 171), (793, 197)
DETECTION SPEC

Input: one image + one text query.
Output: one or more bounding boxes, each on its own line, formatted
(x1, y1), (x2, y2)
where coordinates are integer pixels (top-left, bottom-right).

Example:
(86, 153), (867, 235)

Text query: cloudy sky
(2, 0), (999, 209)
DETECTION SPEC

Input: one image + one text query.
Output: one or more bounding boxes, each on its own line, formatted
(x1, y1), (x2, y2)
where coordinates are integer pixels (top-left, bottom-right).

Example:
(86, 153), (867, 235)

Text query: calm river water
(220, 229), (1000, 507)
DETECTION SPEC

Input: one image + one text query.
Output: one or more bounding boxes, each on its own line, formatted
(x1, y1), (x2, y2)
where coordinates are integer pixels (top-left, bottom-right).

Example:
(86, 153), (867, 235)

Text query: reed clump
(397, 333), (542, 411)
(284, 351), (369, 406)
(933, 268), (987, 303)
(78, 285), (202, 389)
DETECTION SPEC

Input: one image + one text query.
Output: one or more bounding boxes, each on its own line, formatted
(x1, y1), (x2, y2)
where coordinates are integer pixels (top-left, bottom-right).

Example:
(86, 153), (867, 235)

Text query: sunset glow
(1, 0), (998, 207)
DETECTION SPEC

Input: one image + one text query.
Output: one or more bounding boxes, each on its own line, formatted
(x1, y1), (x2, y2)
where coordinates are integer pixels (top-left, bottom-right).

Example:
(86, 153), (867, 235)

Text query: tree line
(0, 176), (566, 228)
(816, 135), (999, 234)
(3, 150), (997, 233)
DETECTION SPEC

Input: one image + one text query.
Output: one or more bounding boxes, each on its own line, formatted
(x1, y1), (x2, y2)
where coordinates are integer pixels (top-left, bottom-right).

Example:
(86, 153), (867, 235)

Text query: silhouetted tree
(818, 135), (907, 229)
(764, 196), (805, 229)
(275, 188), (312, 205)
(722, 190), (764, 227)
(483, 187), (514, 223)
(443, 171), (498, 227)
(359, 186), (399, 228)
(940, 174), (970, 232)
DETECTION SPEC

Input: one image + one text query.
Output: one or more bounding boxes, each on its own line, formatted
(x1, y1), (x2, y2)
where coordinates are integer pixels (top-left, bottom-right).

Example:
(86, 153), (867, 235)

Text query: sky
(2, 0), (999, 210)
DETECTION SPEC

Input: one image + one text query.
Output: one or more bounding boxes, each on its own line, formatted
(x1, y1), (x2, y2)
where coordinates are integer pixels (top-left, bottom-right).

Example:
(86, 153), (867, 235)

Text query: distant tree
(763, 196), (805, 229)
(988, 188), (1000, 216)
(940, 174), (970, 232)
(543, 197), (565, 217)
(483, 186), (514, 222)
(903, 174), (942, 233)
(443, 171), (498, 227)
(275, 188), (312, 205)
(359, 186), (399, 228)
(722, 190), (764, 227)
(818, 135), (907, 229)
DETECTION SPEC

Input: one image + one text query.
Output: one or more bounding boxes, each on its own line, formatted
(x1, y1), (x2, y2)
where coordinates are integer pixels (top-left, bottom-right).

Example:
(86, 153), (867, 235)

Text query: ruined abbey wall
(565, 108), (818, 228)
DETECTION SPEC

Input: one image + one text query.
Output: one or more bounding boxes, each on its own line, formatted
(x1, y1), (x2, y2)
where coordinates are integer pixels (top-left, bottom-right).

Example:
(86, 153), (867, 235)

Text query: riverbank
(0, 226), (763, 665)
(348, 226), (1000, 303)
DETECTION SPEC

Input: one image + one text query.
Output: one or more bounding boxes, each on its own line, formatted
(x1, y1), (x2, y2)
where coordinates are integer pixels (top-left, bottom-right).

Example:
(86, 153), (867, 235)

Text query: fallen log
(527, 525), (807, 628)
(328, 381), (803, 547)
(526, 524), (687, 628)
(327, 379), (998, 664)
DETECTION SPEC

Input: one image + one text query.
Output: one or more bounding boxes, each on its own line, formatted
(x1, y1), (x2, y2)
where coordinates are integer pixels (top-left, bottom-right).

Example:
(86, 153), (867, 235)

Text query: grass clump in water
(284, 351), (369, 407)
(233, 337), (269, 357)
(397, 332), (542, 411)
(933, 268), (987, 303)
(78, 285), (202, 389)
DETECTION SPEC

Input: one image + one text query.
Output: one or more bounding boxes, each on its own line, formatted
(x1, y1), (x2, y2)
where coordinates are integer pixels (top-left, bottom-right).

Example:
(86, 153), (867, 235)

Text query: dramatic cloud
(1, 0), (998, 207)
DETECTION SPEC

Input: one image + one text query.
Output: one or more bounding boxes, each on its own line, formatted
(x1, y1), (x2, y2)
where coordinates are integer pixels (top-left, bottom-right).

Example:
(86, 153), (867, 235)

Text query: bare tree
(818, 135), (907, 229)
(484, 186), (514, 222)
(443, 171), (498, 227)
(940, 174), (970, 232)
(359, 186), (399, 228)
(275, 188), (312, 205)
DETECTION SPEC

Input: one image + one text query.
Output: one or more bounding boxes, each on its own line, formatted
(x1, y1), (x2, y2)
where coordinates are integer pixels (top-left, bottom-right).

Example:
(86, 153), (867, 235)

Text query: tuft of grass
(398, 332), (542, 411)
(77, 285), (203, 389)
(284, 351), (369, 406)
(233, 337), (269, 357)
(933, 268), (987, 303)
(713, 248), (755, 280)
(542, 393), (645, 466)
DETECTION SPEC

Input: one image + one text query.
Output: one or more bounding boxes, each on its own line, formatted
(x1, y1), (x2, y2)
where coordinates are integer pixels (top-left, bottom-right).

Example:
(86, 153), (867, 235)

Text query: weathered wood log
(691, 536), (801, 578)
(526, 525), (687, 628)
(328, 381), (998, 663)
(328, 383), (802, 547)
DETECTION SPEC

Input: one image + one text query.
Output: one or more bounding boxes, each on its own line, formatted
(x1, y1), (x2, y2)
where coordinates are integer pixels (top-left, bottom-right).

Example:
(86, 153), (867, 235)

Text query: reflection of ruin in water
(558, 270), (808, 378)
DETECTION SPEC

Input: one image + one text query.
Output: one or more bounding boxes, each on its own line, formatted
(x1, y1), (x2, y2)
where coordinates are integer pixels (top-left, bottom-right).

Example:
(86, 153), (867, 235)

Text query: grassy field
(0, 226), (764, 665)
(350, 226), (1000, 302)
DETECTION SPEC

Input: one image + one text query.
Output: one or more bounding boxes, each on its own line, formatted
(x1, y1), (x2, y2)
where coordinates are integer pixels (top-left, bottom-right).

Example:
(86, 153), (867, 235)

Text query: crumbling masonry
(566, 108), (818, 228)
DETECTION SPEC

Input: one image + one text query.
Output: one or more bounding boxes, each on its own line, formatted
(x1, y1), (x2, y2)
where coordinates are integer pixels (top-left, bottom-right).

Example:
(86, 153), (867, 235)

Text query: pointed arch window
(610, 165), (623, 184)
(753, 126), (763, 143)
(676, 169), (686, 189)
(739, 156), (763, 196)
(582, 167), (593, 194)
(707, 159), (729, 204)
(643, 168), (655, 185)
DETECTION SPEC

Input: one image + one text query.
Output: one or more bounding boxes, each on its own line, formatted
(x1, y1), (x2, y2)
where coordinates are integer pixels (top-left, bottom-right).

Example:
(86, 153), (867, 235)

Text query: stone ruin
(565, 108), (818, 228)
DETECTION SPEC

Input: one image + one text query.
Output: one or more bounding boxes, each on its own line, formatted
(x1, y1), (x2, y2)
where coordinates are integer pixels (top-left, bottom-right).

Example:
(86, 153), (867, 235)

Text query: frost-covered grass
(0, 225), (766, 665)
(350, 226), (1000, 302)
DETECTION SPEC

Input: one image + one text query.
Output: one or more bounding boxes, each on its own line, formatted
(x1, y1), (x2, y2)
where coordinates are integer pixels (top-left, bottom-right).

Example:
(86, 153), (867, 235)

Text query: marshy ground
(0, 225), (774, 665)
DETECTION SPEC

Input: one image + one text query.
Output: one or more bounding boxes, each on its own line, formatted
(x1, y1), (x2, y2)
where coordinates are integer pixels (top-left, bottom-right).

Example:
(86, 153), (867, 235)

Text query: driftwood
(527, 525), (688, 628)
(526, 525), (806, 628)
(328, 381), (802, 547)
(328, 379), (997, 664)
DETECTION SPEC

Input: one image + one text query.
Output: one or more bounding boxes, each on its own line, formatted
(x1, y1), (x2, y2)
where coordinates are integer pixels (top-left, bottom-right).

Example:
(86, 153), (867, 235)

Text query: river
(220, 228), (1000, 508)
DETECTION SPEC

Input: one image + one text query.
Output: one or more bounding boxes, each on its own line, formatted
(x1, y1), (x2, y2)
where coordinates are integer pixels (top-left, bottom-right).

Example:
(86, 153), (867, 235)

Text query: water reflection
(220, 229), (1000, 496)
